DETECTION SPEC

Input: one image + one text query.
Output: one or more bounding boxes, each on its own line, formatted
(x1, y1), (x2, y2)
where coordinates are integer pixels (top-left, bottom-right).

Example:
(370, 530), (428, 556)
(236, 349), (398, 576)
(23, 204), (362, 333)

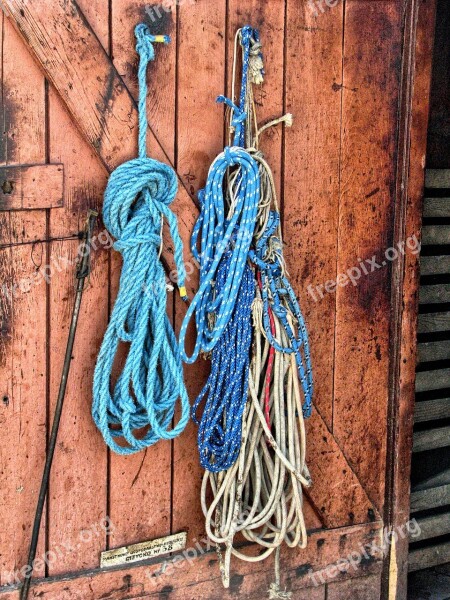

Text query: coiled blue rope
(179, 143), (260, 363)
(92, 24), (190, 455)
(192, 252), (255, 472)
(249, 211), (313, 417)
(178, 27), (263, 472)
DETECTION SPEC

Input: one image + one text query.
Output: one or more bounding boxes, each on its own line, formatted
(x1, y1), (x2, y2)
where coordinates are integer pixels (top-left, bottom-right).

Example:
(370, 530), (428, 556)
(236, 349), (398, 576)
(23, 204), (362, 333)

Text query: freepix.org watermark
(308, 519), (421, 586)
(144, 0), (196, 23)
(307, 234), (421, 303)
(1, 517), (115, 586)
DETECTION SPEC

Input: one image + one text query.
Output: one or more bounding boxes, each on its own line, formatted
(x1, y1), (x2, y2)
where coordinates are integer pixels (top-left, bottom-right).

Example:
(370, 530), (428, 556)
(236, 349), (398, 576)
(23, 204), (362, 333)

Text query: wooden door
(0, 0), (436, 598)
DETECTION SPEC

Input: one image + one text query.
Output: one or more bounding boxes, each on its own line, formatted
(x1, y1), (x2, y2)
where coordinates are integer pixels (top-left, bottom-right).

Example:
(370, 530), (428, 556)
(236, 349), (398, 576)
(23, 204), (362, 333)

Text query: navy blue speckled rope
(249, 211), (313, 417)
(192, 252), (255, 471)
(179, 26), (262, 471)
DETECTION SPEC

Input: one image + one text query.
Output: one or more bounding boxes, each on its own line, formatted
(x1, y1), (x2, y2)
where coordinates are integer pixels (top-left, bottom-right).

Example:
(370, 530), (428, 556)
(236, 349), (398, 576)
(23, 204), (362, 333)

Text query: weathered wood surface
(333, 0), (403, 511)
(418, 311), (450, 333)
(425, 169), (450, 188)
(409, 541), (450, 572)
(284, 0), (343, 430)
(410, 483), (450, 512)
(1, 0), (198, 269)
(107, 0), (176, 553)
(327, 573), (382, 600)
(414, 397), (450, 422)
(172, 0), (227, 547)
(420, 254), (450, 275)
(413, 513), (450, 542)
(0, 12), (48, 586)
(422, 225), (450, 245)
(415, 368), (450, 393)
(413, 425), (450, 452)
(0, 164), (63, 211)
(0, 522), (383, 599)
(423, 197), (450, 218)
(0, 0), (433, 597)
(418, 340), (450, 363)
(383, 1), (437, 598)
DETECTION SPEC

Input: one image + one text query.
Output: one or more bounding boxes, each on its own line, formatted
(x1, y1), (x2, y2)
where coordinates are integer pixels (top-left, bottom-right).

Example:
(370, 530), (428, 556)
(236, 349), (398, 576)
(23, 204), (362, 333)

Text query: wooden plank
(420, 255), (450, 275)
(408, 541), (450, 572)
(171, 0), (226, 548)
(107, 0), (177, 551)
(418, 312), (450, 333)
(414, 466), (450, 491)
(422, 225), (450, 245)
(333, 0), (403, 510)
(2, 0), (198, 262)
(387, 1), (437, 596)
(419, 283), (450, 304)
(305, 409), (379, 527)
(0, 164), (63, 210)
(414, 397), (450, 422)
(43, 0), (109, 577)
(415, 369), (450, 393)
(410, 484), (450, 512)
(423, 197), (450, 218)
(0, 12), (48, 585)
(418, 340), (450, 363)
(413, 425), (450, 452)
(425, 169), (450, 188)
(0, 522), (383, 599)
(327, 573), (382, 600)
(284, 0), (344, 428)
(413, 513), (450, 542)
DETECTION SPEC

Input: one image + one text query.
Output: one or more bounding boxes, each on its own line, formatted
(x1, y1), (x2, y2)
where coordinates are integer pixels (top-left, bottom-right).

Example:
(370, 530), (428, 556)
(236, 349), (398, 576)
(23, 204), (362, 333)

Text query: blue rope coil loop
(179, 27), (262, 472)
(92, 24), (190, 455)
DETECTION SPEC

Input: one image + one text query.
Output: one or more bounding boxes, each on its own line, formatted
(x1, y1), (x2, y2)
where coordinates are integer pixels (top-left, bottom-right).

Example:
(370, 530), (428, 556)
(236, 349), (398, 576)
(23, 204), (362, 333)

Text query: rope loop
(92, 23), (189, 455)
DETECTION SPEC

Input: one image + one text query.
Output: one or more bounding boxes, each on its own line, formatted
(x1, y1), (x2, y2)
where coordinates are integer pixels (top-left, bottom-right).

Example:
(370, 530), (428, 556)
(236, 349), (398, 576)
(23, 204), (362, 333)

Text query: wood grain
(0, 12), (48, 585)
(106, 0), (178, 551)
(0, 164), (63, 211)
(0, 521), (382, 598)
(2, 0), (198, 265)
(171, 0), (227, 547)
(42, 0), (110, 577)
(284, 0), (344, 429)
(333, 0), (403, 511)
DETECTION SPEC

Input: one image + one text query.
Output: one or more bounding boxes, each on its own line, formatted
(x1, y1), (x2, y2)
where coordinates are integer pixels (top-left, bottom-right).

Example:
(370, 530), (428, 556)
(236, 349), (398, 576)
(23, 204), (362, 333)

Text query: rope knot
(134, 24), (170, 61)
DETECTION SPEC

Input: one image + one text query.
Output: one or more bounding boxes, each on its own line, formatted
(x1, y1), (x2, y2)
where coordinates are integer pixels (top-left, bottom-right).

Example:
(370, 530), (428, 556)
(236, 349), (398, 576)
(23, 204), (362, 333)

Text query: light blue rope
(92, 24), (189, 455)
(179, 27), (263, 472)
(178, 141), (260, 363)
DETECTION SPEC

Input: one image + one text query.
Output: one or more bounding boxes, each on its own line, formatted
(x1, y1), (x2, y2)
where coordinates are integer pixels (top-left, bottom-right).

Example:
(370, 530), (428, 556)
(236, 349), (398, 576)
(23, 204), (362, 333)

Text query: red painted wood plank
(388, 1), (437, 597)
(0, 522), (382, 598)
(333, 0), (403, 510)
(171, 0), (227, 547)
(327, 572), (382, 599)
(0, 164), (63, 211)
(106, 0), (177, 550)
(0, 13), (47, 585)
(43, 0), (109, 577)
(284, 0), (344, 429)
(2, 0), (198, 266)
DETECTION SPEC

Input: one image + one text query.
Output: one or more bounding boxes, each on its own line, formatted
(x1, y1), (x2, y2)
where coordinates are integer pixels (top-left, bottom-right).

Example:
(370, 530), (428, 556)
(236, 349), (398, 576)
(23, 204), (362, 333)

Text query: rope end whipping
(135, 24), (170, 62)
(153, 34), (171, 44)
(178, 285), (189, 303)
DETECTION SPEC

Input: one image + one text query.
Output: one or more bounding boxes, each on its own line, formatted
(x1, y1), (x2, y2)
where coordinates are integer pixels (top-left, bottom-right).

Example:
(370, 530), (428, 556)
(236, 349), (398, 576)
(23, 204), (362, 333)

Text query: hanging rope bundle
(92, 24), (189, 455)
(178, 27), (263, 472)
(196, 26), (314, 594)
